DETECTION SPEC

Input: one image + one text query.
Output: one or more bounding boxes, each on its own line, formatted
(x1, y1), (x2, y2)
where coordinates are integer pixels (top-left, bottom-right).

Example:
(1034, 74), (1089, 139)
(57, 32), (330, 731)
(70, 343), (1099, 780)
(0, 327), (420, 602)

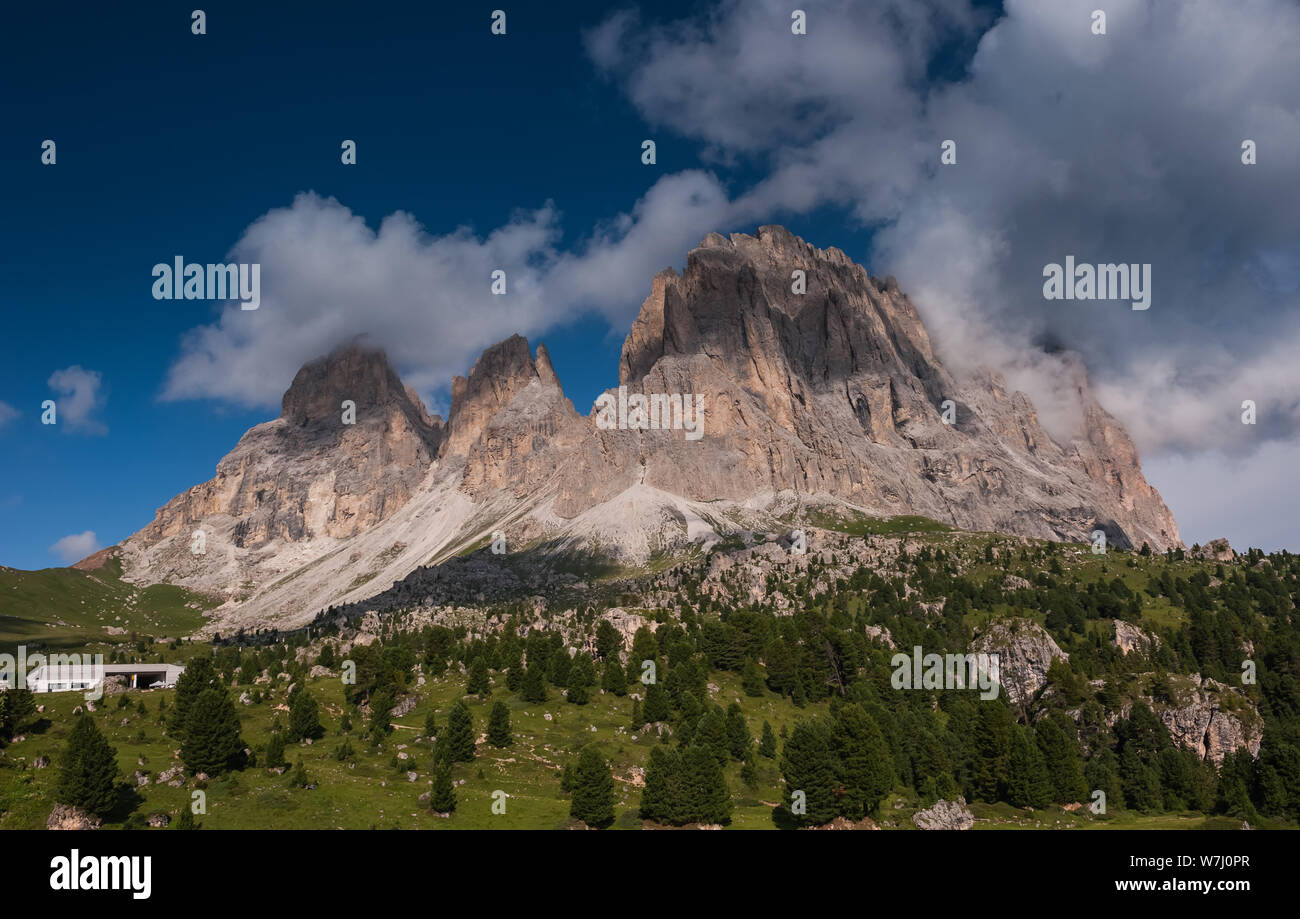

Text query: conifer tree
(265, 731), (286, 769)
(169, 655), (221, 739)
(182, 687), (244, 776)
(1006, 726), (1053, 809)
(693, 708), (729, 767)
(56, 713), (118, 816)
(569, 747), (615, 828)
(446, 700), (476, 762)
(601, 658), (628, 696)
(567, 653), (595, 705)
(780, 720), (837, 825)
(758, 720), (778, 758)
(487, 701), (512, 747)
(726, 702), (752, 760)
(970, 703), (1014, 802)
(521, 666), (548, 704)
(0, 688), (36, 741)
(1035, 715), (1088, 804)
(639, 746), (680, 823)
(832, 704), (894, 817)
(368, 688), (395, 741)
(467, 656), (491, 697)
(549, 648), (572, 688)
(286, 684), (323, 743)
(643, 682), (670, 723)
(680, 745), (732, 825)
(423, 709), (437, 739)
(429, 761), (456, 813)
(741, 659), (766, 697)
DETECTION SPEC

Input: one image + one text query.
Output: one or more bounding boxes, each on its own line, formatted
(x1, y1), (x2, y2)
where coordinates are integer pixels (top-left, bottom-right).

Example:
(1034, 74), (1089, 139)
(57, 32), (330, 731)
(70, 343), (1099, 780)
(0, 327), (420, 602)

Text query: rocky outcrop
(1113, 620), (1159, 656)
(912, 797), (974, 830)
(1148, 674), (1262, 764)
(47, 804), (101, 830)
(1190, 538), (1235, 563)
(973, 618), (1068, 707)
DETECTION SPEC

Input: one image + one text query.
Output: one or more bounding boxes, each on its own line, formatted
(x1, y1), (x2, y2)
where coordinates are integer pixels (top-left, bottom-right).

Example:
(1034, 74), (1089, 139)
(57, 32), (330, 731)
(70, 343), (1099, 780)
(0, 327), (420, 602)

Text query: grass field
(0, 557), (216, 650)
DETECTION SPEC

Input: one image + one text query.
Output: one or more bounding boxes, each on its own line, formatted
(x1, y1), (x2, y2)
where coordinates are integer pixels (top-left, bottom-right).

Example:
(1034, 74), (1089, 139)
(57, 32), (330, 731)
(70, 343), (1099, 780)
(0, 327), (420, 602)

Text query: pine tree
(567, 653), (595, 705)
(56, 713), (118, 816)
(423, 709), (437, 739)
(265, 731), (287, 769)
(1006, 726), (1053, 809)
(970, 703), (1014, 802)
(693, 708), (729, 767)
(520, 666), (548, 704)
(174, 807), (199, 830)
(549, 648), (573, 688)
(643, 682), (670, 723)
(741, 659), (766, 697)
(758, 721), (778, 758)
(725, 702), (751, 760)
(832, 704), (894, 817)
(368, 688), (395, 741)
(286, 684), (323, 743)
(740, 750), (759, 788)
(467, 656), (491, 697)
(429, 761), (456, 813)
(780, 720), (837, 825)
(639, 746), (681, 823)
(487, 701), (512, 747)
(0, 688), (36, 740)
(182, 687), (244, 776)
(680, 745), (732, 825)
(569, 747), (615, 828)
(1035, 715), (1088, 804)
(630, 699), (642, 728)
(169, 656), (221, 739)
(446, 701), (476, 762)
(601, 658), (628, 696)
(505, 666), (523, 692)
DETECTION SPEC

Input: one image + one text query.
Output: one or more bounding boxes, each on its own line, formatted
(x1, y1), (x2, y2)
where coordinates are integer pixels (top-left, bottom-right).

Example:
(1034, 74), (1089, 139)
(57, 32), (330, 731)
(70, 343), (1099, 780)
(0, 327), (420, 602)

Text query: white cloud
(0, 401), (18, 430)
(162, 179), (732, 410)
(50, 530), (100, 564)
(47, 366), (107, 435)
(591, 0), (1300, 462)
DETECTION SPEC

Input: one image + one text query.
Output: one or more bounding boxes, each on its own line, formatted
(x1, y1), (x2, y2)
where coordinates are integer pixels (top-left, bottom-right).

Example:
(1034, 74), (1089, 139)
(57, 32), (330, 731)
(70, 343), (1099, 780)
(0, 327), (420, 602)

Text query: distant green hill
(0, 552), (217, 650)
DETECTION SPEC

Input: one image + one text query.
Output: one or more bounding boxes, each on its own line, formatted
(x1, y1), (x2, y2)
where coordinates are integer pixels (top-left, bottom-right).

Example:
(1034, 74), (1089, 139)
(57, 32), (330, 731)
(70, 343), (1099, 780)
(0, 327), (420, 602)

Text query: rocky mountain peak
(280, 340), (437, 431)
(444, 334), (566, 458)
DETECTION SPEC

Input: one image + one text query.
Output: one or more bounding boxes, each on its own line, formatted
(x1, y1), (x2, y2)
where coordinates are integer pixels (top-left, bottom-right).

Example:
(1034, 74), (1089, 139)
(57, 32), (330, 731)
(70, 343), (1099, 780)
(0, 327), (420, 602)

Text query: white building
(24, 662), (186, 694)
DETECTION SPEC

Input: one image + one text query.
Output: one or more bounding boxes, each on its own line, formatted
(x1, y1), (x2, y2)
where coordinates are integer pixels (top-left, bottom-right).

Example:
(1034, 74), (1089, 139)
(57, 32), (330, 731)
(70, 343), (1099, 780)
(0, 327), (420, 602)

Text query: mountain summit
(119, 227), (1180, 628)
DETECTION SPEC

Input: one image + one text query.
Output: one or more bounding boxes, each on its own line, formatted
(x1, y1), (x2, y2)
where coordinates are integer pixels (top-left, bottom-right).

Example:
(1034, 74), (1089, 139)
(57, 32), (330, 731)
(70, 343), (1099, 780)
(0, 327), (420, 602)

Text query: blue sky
(2, 0), (1297, 568)
(0, 2), (883, 568)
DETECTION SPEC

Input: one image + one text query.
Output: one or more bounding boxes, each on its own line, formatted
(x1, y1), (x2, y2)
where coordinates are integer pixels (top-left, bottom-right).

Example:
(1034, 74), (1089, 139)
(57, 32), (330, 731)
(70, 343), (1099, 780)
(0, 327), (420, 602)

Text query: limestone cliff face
(556, 225), (1180, 551)
(119, 343), (444, 596)
(443, 335), (586, 497)
(119, 226), (1182, 628)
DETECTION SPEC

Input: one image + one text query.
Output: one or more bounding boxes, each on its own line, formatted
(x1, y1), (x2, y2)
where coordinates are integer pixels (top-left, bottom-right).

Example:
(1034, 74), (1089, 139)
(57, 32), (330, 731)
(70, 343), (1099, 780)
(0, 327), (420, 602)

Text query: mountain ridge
(115, 225), (1181, 630)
